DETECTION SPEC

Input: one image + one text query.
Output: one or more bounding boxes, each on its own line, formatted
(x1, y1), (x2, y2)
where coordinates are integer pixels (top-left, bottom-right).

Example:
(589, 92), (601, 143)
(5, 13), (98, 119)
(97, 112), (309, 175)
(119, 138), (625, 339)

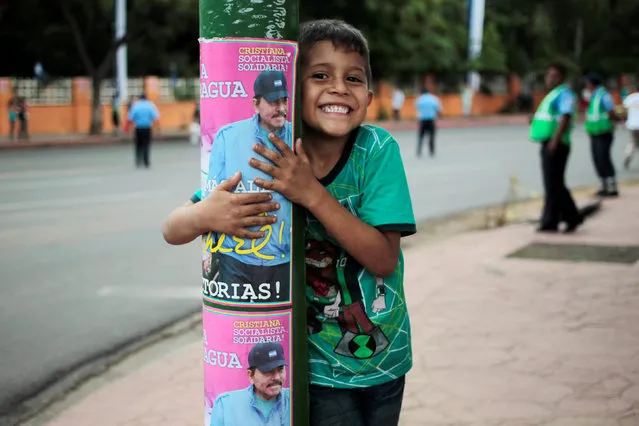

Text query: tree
(59, 0), (198, 134)
(0, 0), (198, 134)
(60, 0), (132, 134)
(1, 0), (638, 114)
(487, 0), (639, 81)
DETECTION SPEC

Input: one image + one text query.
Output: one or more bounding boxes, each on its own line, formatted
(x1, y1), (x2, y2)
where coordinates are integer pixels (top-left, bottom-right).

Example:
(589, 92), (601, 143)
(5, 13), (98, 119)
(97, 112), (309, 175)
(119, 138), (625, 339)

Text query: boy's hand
(249, 133), (323, 208)
(195, 171), (279, 239)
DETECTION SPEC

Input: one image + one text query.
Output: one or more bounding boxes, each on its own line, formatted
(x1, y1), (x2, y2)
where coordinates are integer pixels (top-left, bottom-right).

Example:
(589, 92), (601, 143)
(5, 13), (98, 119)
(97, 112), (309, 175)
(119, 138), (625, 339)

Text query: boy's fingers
(233, 192), (273, 205)
(253, 143), (281, 164)
(240, 214), (278, 228)
(237, 229), (266, 239)
(249, 158), (278, 177)
(268, 133), (293, 156)
(216, 172), (241, 192)
(252, 177), (276, 191)
(294, 139), (308, 160)
(239, 202), (280, 217)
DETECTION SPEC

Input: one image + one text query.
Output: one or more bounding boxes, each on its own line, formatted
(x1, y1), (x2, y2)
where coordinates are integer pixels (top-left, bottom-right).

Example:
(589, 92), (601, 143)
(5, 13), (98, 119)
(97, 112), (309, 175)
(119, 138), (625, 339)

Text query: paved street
(402, 126), (637, 220)
(0, 125), (638, 422)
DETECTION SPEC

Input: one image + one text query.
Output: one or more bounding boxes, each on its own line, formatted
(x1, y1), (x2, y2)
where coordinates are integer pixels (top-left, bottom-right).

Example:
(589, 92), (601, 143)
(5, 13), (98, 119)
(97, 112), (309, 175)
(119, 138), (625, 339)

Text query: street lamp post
(198, 1), (306, 425)
(115, 0), (127, 103)
(464, 0), (485, 116)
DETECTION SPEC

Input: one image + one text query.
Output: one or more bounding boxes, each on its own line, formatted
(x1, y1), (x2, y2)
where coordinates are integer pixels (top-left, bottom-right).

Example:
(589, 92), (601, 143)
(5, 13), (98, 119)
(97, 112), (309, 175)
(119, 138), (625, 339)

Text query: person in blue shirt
(127, 93), (160, 169)
(204, 70), (292, 303)
(584, 73), (620, 197)
(414, 86), (442, 157)
(210, 342), (290, 426)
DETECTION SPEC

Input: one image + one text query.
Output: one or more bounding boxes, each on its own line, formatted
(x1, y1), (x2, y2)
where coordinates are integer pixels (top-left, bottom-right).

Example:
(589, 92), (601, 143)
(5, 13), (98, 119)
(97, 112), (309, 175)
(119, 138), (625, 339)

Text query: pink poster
(203, 308), (292, 426)
(198, 38), (298, 426)
(199, 38), (297, 309)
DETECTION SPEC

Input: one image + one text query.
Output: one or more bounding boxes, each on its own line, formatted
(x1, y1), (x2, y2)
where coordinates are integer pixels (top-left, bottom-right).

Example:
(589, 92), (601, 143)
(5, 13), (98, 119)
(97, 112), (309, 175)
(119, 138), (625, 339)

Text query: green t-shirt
(305, 125), (416, 389)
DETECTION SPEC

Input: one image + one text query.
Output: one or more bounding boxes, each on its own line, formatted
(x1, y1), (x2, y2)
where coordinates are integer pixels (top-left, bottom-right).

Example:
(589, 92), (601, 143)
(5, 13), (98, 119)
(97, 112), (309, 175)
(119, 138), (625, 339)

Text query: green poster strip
(198, 1), (306, 426)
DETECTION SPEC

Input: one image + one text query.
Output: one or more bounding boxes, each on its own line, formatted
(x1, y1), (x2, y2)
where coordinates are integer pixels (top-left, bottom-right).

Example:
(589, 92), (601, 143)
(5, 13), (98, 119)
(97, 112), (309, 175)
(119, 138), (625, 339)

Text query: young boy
(163, 20), (416, 426)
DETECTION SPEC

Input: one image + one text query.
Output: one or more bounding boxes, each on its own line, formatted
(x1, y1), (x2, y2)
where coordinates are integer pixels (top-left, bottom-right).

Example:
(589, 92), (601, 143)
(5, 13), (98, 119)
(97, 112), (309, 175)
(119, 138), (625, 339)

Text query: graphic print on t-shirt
(305, 239), (390, 359)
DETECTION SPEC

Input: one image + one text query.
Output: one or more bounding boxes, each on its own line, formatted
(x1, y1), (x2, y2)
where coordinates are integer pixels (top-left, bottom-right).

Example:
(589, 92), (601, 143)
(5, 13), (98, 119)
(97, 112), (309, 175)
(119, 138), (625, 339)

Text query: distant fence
(392, 73), (511, 96)
(9, 72), (634, 107)
(10, 77), (200, 105)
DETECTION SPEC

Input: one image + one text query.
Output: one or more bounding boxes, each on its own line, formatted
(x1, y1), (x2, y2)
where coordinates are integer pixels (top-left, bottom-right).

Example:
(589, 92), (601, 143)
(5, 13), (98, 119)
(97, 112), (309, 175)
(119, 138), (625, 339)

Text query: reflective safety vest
(585, 87), (613, 135)
(529, 84), (573, 145)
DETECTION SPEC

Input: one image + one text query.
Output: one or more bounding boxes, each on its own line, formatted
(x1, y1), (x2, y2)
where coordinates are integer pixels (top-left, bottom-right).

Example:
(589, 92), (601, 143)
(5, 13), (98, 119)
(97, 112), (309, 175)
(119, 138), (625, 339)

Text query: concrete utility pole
(198, 1), (306, 425)
(464, 0), (486, 115)
(115, 0), (127, 102)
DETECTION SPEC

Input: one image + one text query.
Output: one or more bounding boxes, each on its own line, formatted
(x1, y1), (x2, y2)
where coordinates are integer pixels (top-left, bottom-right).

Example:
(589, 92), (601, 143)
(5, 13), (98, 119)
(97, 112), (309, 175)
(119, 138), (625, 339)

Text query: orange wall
(5, 95), (507, 135)
(366, 92), (510, 121)
(3, 75), (626, 136)
(98, 102), (196, 133)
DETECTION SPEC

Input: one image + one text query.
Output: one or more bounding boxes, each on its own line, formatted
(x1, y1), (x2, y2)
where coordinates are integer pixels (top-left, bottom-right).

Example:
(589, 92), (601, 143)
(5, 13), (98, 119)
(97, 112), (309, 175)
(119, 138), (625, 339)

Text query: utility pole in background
(464, 0), (486, 115)
(115, 0), (127, 103)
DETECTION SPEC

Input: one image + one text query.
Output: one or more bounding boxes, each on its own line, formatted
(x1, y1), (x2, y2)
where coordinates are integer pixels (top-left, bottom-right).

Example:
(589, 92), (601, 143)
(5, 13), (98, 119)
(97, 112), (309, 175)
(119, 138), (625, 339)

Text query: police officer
(127, 93), (160, 168)
(529, 63), (582, 233)
(584, 72), (620, 197)
(206, 70), (292, 297)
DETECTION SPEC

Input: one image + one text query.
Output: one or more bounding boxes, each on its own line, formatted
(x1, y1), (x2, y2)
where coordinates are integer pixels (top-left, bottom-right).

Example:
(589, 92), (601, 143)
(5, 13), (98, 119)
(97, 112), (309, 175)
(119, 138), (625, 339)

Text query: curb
(402, 179), (639, 250)
(3, 310), (202, 426)
(0, 134), (190, 151)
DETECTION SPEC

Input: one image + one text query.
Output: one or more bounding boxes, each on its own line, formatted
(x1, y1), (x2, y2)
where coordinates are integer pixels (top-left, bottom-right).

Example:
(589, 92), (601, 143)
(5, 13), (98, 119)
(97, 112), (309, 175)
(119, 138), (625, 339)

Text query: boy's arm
(162, 172), (279, 245)
(250, 134), (415, 278)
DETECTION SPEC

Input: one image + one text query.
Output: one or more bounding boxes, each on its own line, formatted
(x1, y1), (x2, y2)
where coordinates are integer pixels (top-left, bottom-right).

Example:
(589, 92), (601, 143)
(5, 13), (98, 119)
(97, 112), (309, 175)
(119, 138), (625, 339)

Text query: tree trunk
(90, 76), (103, 135)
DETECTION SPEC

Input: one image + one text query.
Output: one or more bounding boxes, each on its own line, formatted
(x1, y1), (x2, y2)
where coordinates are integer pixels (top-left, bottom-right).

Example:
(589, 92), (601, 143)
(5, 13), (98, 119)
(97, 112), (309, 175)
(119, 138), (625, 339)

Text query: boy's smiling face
(302, 41), (372, 140)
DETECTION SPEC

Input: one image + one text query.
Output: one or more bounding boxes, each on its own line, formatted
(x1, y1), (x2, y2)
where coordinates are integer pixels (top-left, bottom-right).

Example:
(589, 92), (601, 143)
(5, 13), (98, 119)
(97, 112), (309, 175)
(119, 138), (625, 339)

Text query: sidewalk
(0, 130), (189, 150)
(0, 114), (529, 151)
(41, 187), (639, 426)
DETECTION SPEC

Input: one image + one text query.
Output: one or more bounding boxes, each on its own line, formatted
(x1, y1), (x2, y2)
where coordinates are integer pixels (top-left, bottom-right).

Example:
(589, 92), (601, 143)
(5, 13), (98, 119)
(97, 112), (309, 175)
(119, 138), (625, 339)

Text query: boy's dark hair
(547, 62), (567, 80)
(300, 19), (373, 86)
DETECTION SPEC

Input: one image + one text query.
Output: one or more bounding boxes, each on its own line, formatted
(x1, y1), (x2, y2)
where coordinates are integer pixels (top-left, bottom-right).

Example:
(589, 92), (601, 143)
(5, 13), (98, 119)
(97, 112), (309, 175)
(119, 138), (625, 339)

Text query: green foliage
(0, 0), (199, 77)
(173, 81), (199, 101)
(1, 0), (638, 80)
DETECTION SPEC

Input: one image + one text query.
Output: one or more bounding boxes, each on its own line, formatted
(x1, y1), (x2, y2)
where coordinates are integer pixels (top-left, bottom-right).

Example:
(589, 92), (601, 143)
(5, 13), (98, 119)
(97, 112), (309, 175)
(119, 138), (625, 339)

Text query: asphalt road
(0, 125), (637, 422)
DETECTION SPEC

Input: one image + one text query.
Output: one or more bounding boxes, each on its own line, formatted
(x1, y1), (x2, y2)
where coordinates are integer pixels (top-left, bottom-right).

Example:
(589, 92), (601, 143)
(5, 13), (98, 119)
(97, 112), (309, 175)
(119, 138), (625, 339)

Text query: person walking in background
(391, 87), (405, 121)
(584, 73), (620, 197)
(127, 93), (159, 169)
(17, 96), (29, 141)
(622, 85), (639, 169)
(529, 63), (581, 234)
(34, 61), (47, 93)
(415, 86), (441, 157)
(7, 89), (19, 141)
(123, 95), (138, 134)
(111, 93), (121, 136)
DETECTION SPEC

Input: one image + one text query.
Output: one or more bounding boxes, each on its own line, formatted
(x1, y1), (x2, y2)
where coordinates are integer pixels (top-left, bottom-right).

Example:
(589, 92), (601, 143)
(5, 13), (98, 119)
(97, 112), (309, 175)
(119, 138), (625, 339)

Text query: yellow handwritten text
(202, 219), (286, 260)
